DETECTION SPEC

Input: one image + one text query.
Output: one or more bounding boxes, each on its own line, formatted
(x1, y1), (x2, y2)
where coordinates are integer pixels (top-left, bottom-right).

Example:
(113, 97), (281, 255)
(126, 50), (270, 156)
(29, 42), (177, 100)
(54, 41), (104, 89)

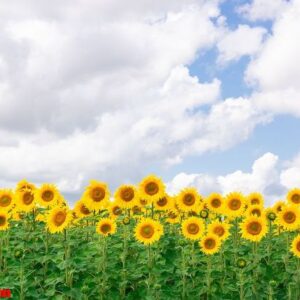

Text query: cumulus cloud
(217, 25), (267, 64)
(167, 152), (290, 206)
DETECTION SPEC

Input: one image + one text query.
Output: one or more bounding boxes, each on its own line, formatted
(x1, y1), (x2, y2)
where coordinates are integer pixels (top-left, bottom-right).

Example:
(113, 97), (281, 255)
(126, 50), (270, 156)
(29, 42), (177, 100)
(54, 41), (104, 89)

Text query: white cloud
(167, 152), (289, 206)
(280, 152), (300, 189)
(245, 0), (300, 116)
(237, 0), (290, 21)
(217, 25), (267, 64)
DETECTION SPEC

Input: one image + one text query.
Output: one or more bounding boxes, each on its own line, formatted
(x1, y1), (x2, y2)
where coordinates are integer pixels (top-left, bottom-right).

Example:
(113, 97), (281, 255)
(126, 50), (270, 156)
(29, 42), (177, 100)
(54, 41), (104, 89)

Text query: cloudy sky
(0, 0), (299, 206)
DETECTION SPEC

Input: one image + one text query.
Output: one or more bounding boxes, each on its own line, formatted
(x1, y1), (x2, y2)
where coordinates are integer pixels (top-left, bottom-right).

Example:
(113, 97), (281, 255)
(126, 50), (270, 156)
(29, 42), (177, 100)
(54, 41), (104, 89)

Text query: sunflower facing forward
(96, 218), (117, 237)
(114, 184), (138, 209)
(74, 200), (92, 219)
(36, 184), (60, 208)
(154, 195), (174, 211)
(47, 207), (72, 233)
(223, 192), (245, 218)
(290, 235), (300, 258)
(278, 205), (300, 231)
(176, 188), (201, 212)
(247, 192), (264, 207)
(0, 189), (15, 212)
(287, 188), (300, 205)
(207, 221), (230, 241)
(16, 189), (35, 212)
(134, 218), (163, 245)
(240, 216), (268, 242)
(0, 211), (10, 231)
(181, 217), (205, 241)
(200, 234), (221, 255)
(139, 175), (165, 203)
(205, 193), (224, 214)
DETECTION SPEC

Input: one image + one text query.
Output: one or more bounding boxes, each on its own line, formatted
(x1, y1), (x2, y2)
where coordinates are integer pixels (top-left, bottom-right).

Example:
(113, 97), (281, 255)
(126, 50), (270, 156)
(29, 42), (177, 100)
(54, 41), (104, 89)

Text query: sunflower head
(207, 221), (230, 241)
(166, 209), (180, 224)
(134, 218), (163, 245)
(83, 180), (110, 210)
(273, 200), (286, 214)
(176, 188), (201, 212)
(114, 185), (138, 209)
(240, 216), (268, 242)
(16, 189), (35, 212)
(139, 175), (165, 203)
(205, 193), (224, 214)
(246, 205), (264, 218)
(154, 195), (173, 211)
(16, 179), (36, 193)
(47, 207), (72, 233)
(278, 205), (300, 231)
(0, 212), (10, 231)
(224, 192), (245, 218)
(36, 184), (60, 207)
(200, 234), (221, 255)
(290, 235), (300, 258)
(287, 188), (300, 205)
(181, 217), (205, 241)
(74, 200), (92, 219)
(0, 189), (15, 211)
(247, 192), (264, 207)
(265, 207), (276, 221)
(96, 218), (117, 237)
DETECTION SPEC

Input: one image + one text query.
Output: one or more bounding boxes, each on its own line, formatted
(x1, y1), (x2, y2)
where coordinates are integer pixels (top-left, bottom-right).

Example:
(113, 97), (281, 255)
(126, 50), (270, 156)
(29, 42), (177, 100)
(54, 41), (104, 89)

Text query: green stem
(239, 270), (244, 300)
(20, 258), (25, 300)
(206, 255), (212, 300)
(147, 244), (153, 297)
(120, 225), (128, 299)
(181, 245), (187, 299)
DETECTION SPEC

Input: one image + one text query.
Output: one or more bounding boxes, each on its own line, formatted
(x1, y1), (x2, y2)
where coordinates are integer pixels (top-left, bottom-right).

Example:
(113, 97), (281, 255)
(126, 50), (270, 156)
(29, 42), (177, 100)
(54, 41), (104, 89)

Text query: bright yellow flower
(15, 189), (35, 212)
(181, 217), (205, 240)
(114, 184), (139, 209)
(138, 175), (165, 203)
(0, 211), (10, 231)
(223, 192), (245, 218)
(246, 205), (264, 218)
(176, 188), (201, 212)
(154, 195), (174, 211)
(290, 235), (300, 258)
(247, 192), (264, 207)
(134, 218), (163, 245)
(287, 188), (300, 205)
(200, 234), (221, 255)
(96, 218), (117, 237)
(47, 207), (72, 233)
(278, 205), (300, 231)
(16, 179), (36, 193)
(207, 221), (230, 241)
(35, 184), (60, 208)
(74, 200), (92, 219)
(0, 189), (15, 212)
(240, 216), (268, 242)
(205, 193), (224, 214)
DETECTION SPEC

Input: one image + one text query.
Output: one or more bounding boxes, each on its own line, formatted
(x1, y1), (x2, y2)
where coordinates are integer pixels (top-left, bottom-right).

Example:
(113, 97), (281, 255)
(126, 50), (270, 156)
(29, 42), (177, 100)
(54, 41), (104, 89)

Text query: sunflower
(138, 175), (165, 203)
(106, 201), (122, 218)
(0, 211), (10, 231)
(96, 218), (117, 237)
(15, 189), (35, 212)
(278, 205), (300, 231)
(47, 207), (72, 233)
(287, 188), (300, 205)
(200, 234), (221, 255)
(290, 235), (300, 258)
(205, 193), (224, 214)
(154, 195), (174, 211)
(264, 207), (276, 221)
(246, 205), (264, 218)
(0, 189), (15, 211)
(114, 184), (138, 209)
(273, 200), (285, 214)
(166, 209), (180, 224)
(134, 218), (163, 245)
(74, 200), (92, 219)
(181, 217), (205, 241)
(240, 216), (268, 242)
(247, 192), (264, 207)
(223, 192), (245, 218)
(83, 180), (110, 211)
(207, 221), (230, 241)
(176, 188), (201, 212)
(16, 179), (36, 192)
(35, 184), (60, 208)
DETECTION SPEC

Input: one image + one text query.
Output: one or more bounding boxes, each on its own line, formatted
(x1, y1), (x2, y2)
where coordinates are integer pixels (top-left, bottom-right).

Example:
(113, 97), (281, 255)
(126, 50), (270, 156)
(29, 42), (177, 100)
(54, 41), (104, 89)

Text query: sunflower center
(211, 198), (221, 208)
(0, 196), (12, 207)
(112, 206), (122, 215)
(23, 192), (34, 205)
(247, 221), (262, 235)
(100, 224), (111, 234)
(140, 199), (147, 205)
(168, 212), (177, 219)
(283, 211), (296, 224)
(132, 206), (141, 214)
(141, 225), (154, 238)
(204, 238), (216, 249)
(91, 187), (105, 202)
(251, 209), (261, 217)
(42, 190), (54, 202)
(214, 226), (225, 237)
(229, 199), (241, 210)
(157, 197), (167, 207)
(291, 194), (300, 204)
(53, 211), (66, 226)
(297, 241), (300, 252)
(145, 182), (159, 196)
(251, 198), (259, 205)
(183, 193), (195, 206)
(0, 216), (6, 226)
(187, 223), (199, 234)
(121, 187), (134, 202)
(80, 204), (90, 215)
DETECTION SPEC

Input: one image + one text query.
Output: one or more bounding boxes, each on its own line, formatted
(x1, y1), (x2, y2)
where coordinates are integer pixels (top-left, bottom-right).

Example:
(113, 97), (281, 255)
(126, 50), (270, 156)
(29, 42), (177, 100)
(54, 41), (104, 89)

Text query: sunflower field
(0, 176), (300, 299)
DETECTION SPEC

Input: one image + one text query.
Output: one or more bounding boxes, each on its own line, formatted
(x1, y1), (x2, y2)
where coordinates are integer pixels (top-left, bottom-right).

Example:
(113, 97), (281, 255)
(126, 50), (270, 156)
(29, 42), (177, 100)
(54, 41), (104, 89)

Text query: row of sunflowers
(0, 175), (300, 299)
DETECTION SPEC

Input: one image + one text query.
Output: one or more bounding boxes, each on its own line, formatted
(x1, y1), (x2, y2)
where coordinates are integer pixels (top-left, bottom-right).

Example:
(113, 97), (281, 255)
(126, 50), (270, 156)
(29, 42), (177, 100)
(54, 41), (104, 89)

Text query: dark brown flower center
(251, 198), (259, 205)
(183, 193), (195, 206)
(204, 238), (216, 249)
(54, 211), (66, 226)
(0, 195), (11, 207)
(112, 206), (122, 215)
(145, 182), (159, 196)
(80, 204), (90, 215)
(214, 226), (225, 237)
(211, 198), (221, 208)
(251, 208), (261, 217)
(132, 206), (141, 214)
(168, 212), (177, 219)
(291, 194), (300, 204)
(187, 223), (199, 234)
(157, 197), (167, 207)
(100, 223), (112, 234)
(91, 187), (105, 202)
(42, 190), (54, 202)
(23, 192), (34, 205)
(247, 221), (262, 235)
(0, 216), (6, 226)
(297, 241), (300, 252)
(283, 211), (296, 224)
(120, 187), (134, 202)
(229, 199), (241, 210)
(140, 224), (154, 238)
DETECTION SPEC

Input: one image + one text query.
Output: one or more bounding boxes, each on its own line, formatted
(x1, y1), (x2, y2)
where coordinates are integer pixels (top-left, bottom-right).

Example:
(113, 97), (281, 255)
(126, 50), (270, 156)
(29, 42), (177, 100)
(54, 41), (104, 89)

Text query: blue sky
(0, 0), (299, 205)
